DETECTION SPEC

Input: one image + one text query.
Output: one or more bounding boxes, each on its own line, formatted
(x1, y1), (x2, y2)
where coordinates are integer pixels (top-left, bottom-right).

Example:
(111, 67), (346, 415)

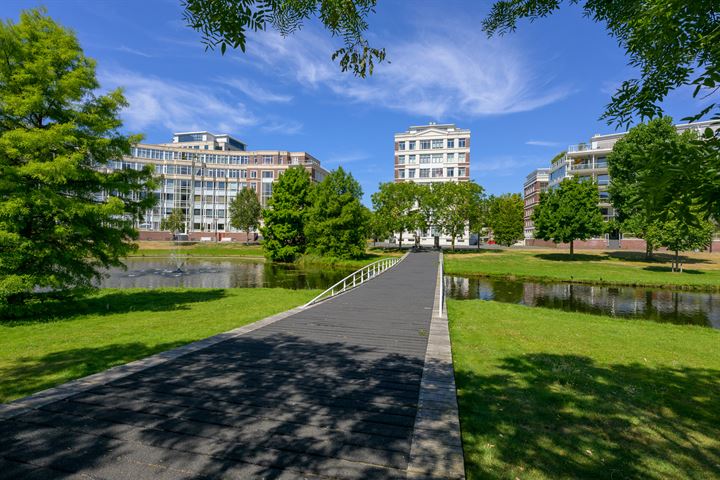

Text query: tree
(433, 182), (485, 251)
(367, 209), (391, 247)
(160, 208), (187, 238)
(229, 187), (262, 244)
(608, 117), (688, 259)
(260, 166), (312, 262)
(656, 209), (714, 272)
(371, 182), (419, 249)
(0, 9), (156, 306)
(533, 177), (604, 255)
(305, 167), (369, 259)
(482, 0), (720, 126)
(487, 193), (524, 247)
(182, 0), (385, 78)
(469, 195), (490, 249)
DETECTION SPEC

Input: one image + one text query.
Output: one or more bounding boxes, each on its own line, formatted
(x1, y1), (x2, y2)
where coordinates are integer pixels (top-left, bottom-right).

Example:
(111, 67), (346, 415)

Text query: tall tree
(487, 193), (524, 247)
(482, 0), (720, 126)
(0, 9), (156, 305)
(182, 0), (385, 77)
(229, 187), (262, 244)
(607, 117), (690, 259)
(160, 208), (187, 238)
(367, 209), (391, 247)
(433, 182), (485, 251)
(656, 209), (714, 272)
(260, 166), (312, 262)
(305, 167), (369, 259)
(371, 182), (419, 249)
(533, 177), (604, 255)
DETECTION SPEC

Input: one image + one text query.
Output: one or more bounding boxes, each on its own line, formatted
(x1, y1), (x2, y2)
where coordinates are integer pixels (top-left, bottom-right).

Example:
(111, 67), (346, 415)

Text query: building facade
(109, 131), (328, 241)
(523, 168), (550, 240)
(526, 120), (719, 249)
(394, 123), (470, 184)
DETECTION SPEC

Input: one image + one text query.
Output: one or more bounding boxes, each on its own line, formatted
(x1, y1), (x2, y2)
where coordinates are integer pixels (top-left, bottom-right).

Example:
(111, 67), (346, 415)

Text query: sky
(1, 0), (706, 204)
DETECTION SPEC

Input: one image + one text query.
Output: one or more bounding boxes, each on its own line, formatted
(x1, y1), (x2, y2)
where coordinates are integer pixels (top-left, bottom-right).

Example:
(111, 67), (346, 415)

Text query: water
(100, 258), (354, 290)
(445, 276), (720, 329)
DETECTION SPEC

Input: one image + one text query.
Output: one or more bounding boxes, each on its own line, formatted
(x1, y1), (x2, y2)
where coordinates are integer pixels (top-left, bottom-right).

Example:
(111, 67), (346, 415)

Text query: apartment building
(523, 168), (550, 240)
(526, 120), (719, 249)
(394, 123), (470, 184)
(108, 131), (328, 241)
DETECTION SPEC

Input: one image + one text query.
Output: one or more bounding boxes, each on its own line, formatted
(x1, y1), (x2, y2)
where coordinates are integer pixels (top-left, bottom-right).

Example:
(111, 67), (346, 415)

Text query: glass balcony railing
(568, 143), (593, 152)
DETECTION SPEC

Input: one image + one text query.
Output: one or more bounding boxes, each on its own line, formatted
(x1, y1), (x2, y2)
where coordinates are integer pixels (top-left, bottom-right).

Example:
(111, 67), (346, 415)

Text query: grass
(448, 299), (720, 480)
(0, 288), (318, 403)
(444, 248), (720, 290)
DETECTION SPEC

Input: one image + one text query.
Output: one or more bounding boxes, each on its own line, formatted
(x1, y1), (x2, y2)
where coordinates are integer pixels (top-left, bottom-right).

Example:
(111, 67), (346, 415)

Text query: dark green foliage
(182, 0), (385, 77)
(229, 187), (262, 244)
(533, 177), (604, 255)
(160, 208), (187, 235)
(0, 9), (156, 305)
(260, 166), (312, 262)
(433, 182), (485, 251)
(482, 0), (720, 126)
(371, 182), (419, 248)
(487, 193), (524, 247)
(305, 167), (369, 259)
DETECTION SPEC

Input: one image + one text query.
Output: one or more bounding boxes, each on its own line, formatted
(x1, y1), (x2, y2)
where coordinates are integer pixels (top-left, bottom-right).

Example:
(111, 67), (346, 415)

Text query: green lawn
(448, 299), (720, 480)
(0, 288), (317, 403)
(444, 249), (720, 290)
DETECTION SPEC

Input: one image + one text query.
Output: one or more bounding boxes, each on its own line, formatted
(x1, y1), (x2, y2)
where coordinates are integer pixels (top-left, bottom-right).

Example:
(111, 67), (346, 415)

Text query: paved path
(0, 251), (462, 479)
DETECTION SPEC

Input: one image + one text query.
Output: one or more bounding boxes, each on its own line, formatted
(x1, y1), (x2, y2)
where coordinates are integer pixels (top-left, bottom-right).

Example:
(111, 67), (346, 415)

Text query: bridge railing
(302, 253), (408, 308)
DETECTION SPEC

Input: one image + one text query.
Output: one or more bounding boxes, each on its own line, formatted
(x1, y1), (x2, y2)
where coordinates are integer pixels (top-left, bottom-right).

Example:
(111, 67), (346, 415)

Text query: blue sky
(2, 1), (705, 204)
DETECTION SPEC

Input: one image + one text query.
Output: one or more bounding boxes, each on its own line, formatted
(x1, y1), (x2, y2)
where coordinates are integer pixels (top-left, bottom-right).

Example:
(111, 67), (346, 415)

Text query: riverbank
(448, 299), (720, 479)
(444, 249), (720, 290)
(130, 241), (399, 270)
(0, 288), (318, 403)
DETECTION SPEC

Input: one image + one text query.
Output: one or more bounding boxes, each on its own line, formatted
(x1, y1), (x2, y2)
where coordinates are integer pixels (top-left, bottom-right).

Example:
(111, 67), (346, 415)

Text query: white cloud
(115, 45), (152, 58)
(218, 78), (293, 103)
(526, 140), (562, 147)
(243, 26), (573, 118)
(474, 155), (545, 177)
(324, 151), (370, 166)
(100, 69), (258, 133)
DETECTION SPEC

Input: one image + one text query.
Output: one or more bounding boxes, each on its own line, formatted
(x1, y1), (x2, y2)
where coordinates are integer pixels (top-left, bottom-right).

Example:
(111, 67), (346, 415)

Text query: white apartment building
(523, 168), (550, 240)
(108, 131), (328, 242)
(394, 123), (470, 184)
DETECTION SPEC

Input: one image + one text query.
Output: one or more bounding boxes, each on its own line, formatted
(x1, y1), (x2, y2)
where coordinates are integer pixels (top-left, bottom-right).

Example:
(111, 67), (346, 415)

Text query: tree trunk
(399, 232), (403, 249)
(246, 228), (250, 245)
(674, 250), (679, 272)
(645, 241), (653, 260)
(570, 240), (574, 256)
(451, 236), (456, 252)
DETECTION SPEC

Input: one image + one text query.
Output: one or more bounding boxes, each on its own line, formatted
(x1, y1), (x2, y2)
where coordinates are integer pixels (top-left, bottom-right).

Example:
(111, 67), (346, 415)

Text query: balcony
(567, 143), (593, 153)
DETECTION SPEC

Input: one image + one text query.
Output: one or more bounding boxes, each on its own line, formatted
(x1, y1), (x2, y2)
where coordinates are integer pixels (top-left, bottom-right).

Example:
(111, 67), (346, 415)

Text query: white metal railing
(439, 254), (444, 316)
(302, 254), (407, 308)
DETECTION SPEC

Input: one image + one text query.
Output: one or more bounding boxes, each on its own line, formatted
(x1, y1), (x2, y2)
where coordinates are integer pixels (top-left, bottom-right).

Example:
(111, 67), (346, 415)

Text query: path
(0, 251), (463, 479)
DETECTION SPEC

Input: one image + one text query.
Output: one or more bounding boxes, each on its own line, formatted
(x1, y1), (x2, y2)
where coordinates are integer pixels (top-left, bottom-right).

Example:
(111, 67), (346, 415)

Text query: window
(597, 174), (609, 185)
(397, 155), (405, 165)
(228, 182), (238, 191)
(205, 209), (213, 216)
(446, 153), (455, 162)
(458, 152), (466, 162)
(419, 154), (431, 164)
(217, 182), (226, 189)
(262, 171), (274, 179)
(204, 181), (214, 189)
(398, 141), (406, 150)
(431, 154), (443, 163)
(420, 168), (430, 178)
(408, 155), (416, 164)
(446, 167), (454, 177)
(599, 191), (610, 200)
(263, 156), (274, 165)
(398, 169), (406, 179)
(408, 169), (416, 178)
(408, 141), (416, 150)
(194, 181), (202, 188)
(431, 139), (443, 149)
(458, 138), (467, 148)
(193, 223), (201, 230)
(458, 167), (466, 176)
(250, 171), (257, 179)
(194, 208), (201, 216)
(447, 139), (454, 148)
(240, 170), (247, 178)
(432, 168), (443, 177)
(420, 140), (431, 149)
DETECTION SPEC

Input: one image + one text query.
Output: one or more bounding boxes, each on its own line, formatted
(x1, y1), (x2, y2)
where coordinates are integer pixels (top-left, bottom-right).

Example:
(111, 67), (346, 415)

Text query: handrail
(439, 253), (444, 316)
(302, 253), (408, 308)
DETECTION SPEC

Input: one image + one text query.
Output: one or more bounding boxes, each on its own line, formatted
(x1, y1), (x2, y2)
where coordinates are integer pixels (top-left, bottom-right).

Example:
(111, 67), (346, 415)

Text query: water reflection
(445, 276), (720, 329)
(101, 259), (354, 290)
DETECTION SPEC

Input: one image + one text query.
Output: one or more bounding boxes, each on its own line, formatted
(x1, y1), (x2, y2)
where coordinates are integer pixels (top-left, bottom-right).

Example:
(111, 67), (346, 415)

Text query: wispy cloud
(115, 45), (153, 58)
(218, 78), (293, 103)
(242, 25), (573, 118)
(526, 140), (562, 147)
(474, 155), (546, 179)
(100, 69), (257, 133)
(324, 151), (371, 166)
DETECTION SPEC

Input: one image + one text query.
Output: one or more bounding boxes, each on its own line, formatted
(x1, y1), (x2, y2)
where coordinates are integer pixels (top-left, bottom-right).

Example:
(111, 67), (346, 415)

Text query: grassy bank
(448, 300), (720, 479)
(444, 249), (720, 290)
(0, 288), (317, 403)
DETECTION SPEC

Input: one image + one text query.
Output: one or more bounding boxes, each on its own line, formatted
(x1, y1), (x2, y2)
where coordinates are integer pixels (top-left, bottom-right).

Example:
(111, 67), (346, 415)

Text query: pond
(445, 276), (720, 329)
(100, 258), (354, 290)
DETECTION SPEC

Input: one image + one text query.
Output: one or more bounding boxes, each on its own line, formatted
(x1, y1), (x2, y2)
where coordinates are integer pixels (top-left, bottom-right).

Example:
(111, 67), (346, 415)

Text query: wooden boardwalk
(0, 251), (463, 479)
